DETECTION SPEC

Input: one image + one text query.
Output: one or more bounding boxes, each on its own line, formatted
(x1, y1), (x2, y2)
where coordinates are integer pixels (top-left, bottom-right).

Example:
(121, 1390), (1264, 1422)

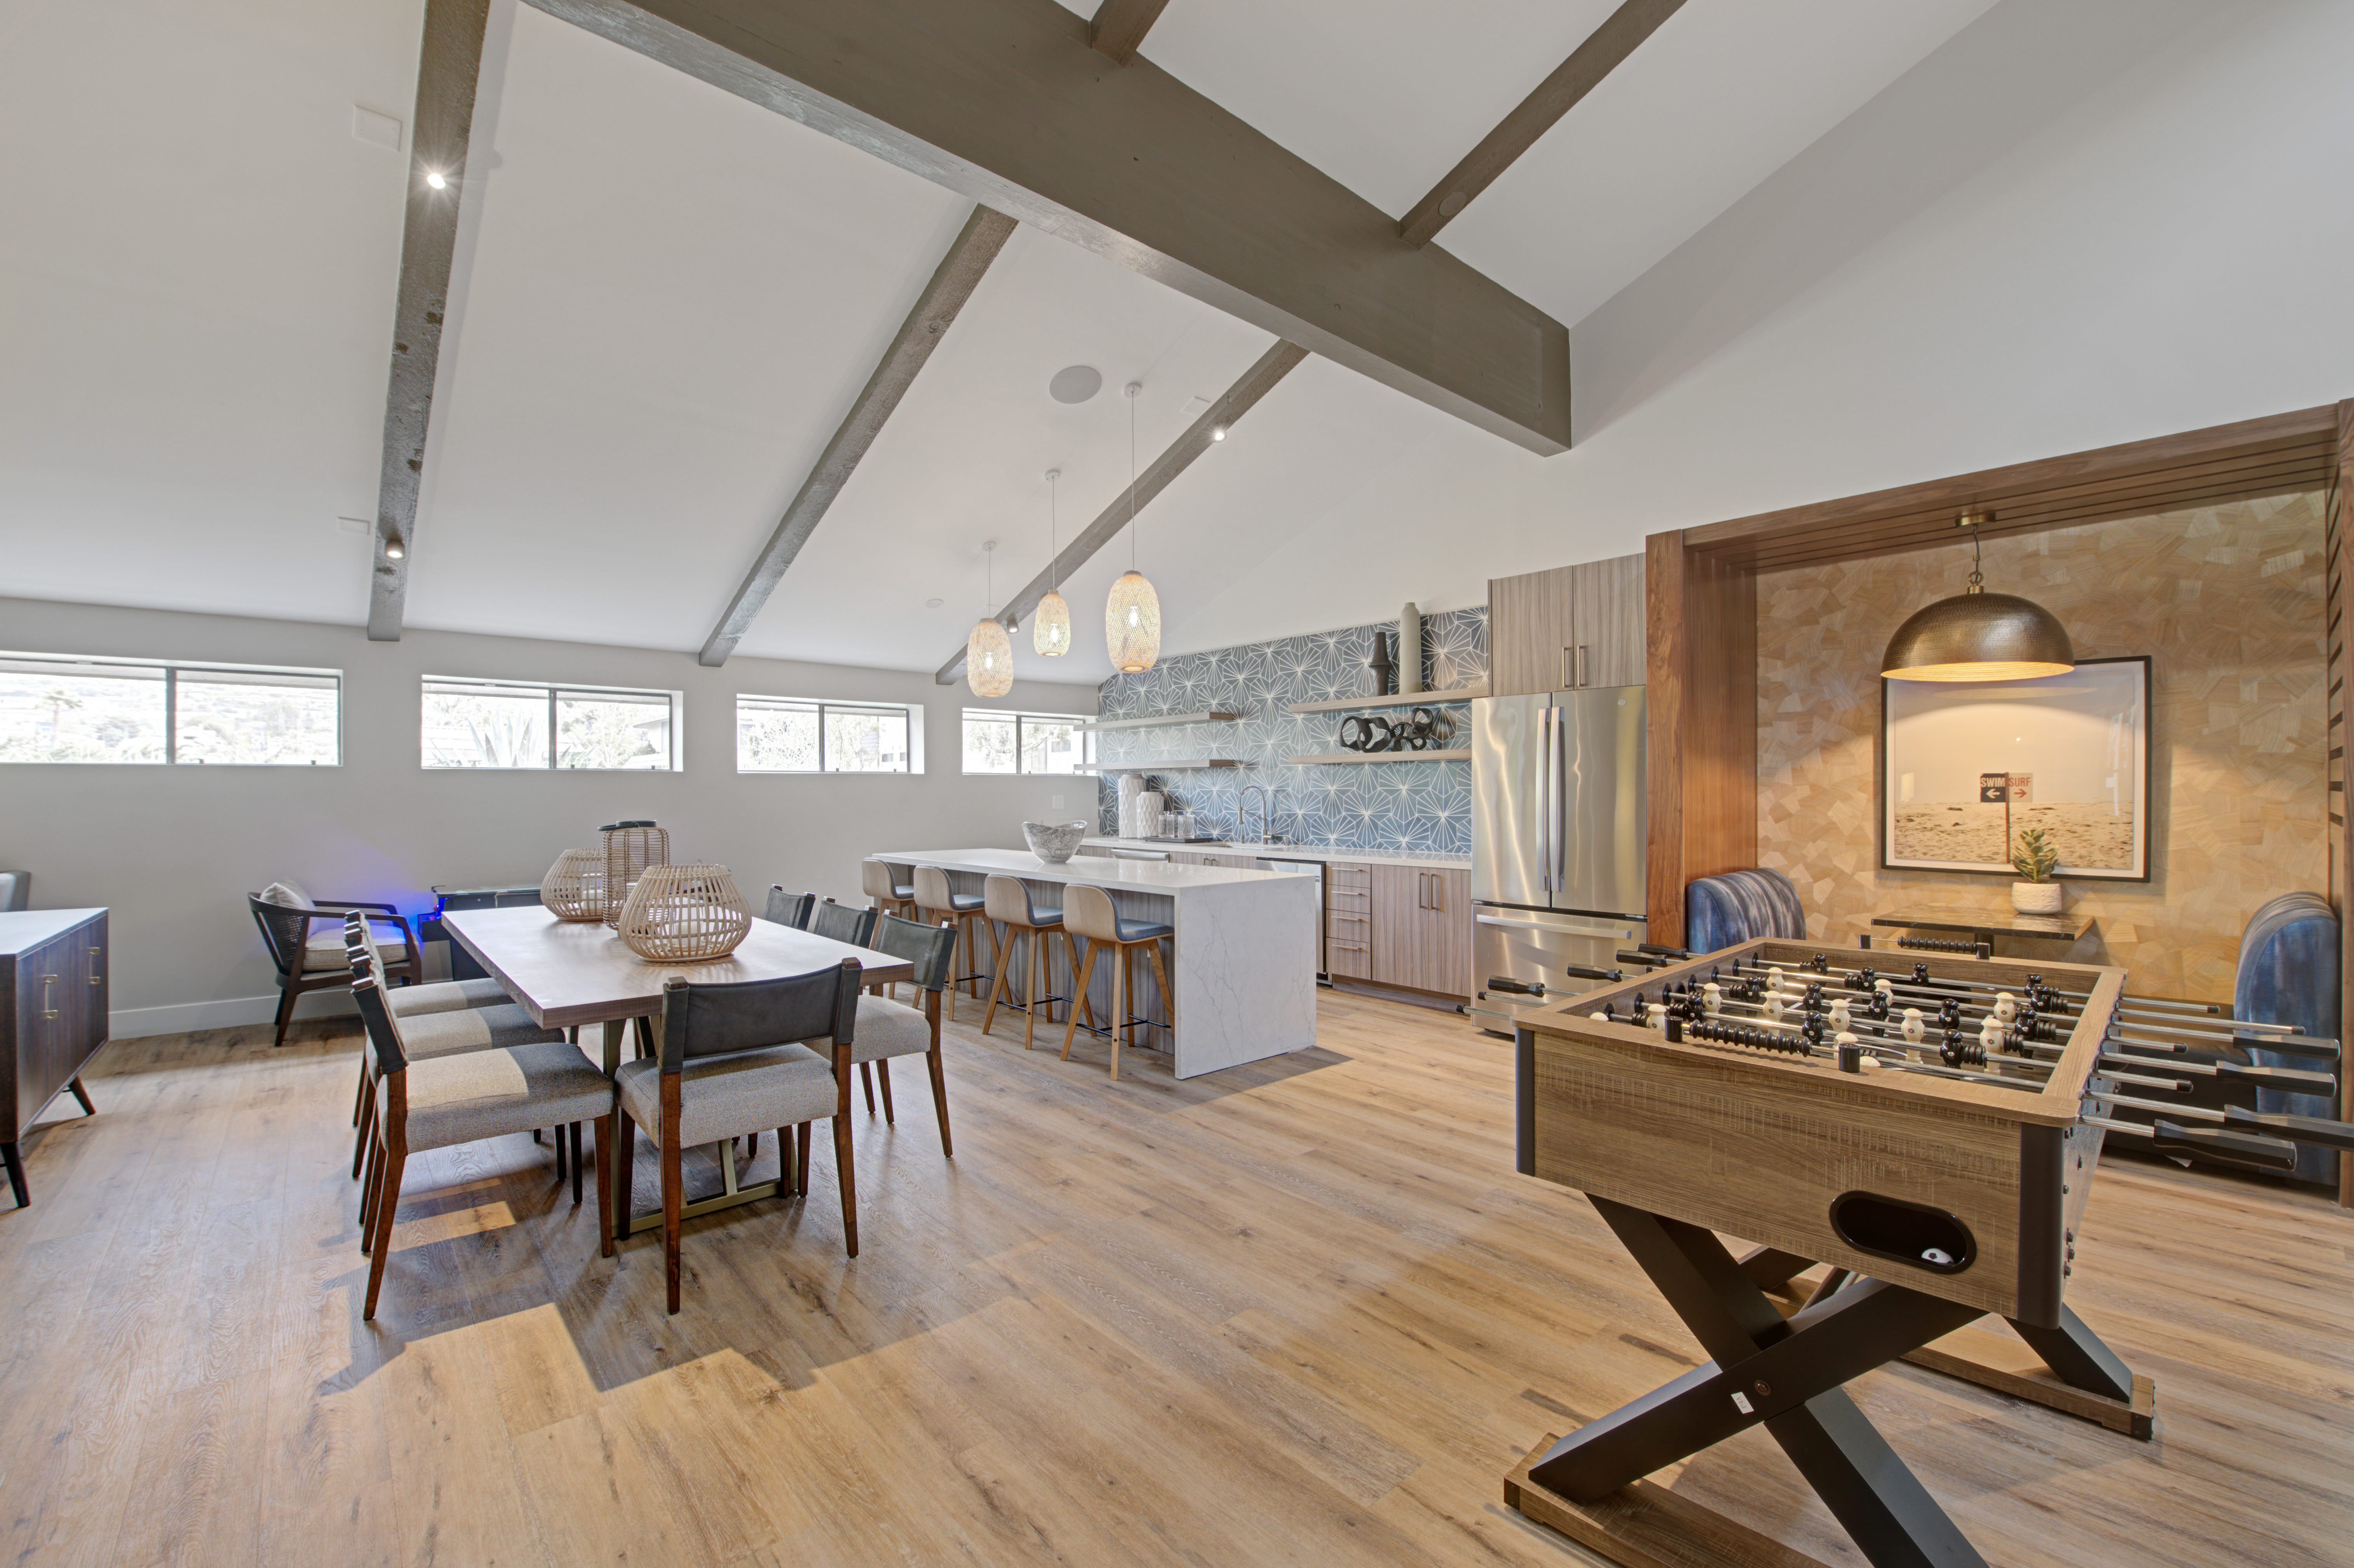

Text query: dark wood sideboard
(0, 909), (107, 1207)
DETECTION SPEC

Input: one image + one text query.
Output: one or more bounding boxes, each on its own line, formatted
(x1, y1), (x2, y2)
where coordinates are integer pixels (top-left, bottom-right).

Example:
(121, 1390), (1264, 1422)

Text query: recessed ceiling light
(425, 170), (447, 190)
(925, 597), (944, 609)
(383, 535), (406, 560)
(1048, 365), (1102, 404)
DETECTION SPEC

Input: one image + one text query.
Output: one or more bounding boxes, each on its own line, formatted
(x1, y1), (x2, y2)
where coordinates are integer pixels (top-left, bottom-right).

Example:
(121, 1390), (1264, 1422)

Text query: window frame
(0, 650), (343, 767)
(734, 694), (923, 775)
(420, 675), (684, 772)
(960, 708), (1097, 776)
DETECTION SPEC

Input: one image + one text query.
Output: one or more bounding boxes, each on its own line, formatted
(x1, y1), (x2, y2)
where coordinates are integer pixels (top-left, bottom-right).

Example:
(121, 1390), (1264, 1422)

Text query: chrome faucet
(1238, 784), (1272, 845)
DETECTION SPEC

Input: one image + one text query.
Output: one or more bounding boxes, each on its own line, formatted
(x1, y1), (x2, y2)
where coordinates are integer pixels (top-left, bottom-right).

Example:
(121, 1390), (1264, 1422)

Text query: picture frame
(1880, 654), (2150, 880)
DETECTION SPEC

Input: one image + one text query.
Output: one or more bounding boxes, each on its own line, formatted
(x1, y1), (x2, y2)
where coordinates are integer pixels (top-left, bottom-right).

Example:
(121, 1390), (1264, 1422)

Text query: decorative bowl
(1022, 821), (1090, 864)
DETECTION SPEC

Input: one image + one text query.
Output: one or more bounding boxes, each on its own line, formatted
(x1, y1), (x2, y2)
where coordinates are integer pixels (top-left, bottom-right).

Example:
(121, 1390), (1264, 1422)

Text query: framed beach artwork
(1880, 655), (2150, 880)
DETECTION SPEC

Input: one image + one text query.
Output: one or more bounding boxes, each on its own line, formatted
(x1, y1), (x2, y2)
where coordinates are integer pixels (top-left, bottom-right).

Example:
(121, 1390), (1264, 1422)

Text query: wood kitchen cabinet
(1369, 865), (1472, 996)
(0, 909), (108, 1207)
(1488, 552), (1646, 696)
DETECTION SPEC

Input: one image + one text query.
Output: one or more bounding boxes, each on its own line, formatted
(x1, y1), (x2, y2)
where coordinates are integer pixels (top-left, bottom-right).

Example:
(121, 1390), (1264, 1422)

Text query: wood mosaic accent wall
(1757, 491), (2329, 1000)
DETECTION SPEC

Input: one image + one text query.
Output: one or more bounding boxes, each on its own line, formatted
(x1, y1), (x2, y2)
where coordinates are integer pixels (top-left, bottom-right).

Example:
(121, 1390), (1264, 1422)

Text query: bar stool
(861, 858), (918, 923)
(911, 865), (993, 1019)
(981, 875), (1092, 1051)
(1060, 884), (1172, 1081)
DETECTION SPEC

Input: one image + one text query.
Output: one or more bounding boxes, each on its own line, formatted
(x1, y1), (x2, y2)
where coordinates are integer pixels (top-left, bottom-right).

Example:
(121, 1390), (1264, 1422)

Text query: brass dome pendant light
(1034, 468), (1071, 657)
(967, 538), (1014, 698)
(1881, 513), (2075, 682)
(1105, 382), (1161, 673)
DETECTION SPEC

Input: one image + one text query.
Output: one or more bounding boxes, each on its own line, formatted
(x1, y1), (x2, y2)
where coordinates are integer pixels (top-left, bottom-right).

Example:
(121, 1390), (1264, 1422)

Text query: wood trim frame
(1644, 402), (2351, 1103)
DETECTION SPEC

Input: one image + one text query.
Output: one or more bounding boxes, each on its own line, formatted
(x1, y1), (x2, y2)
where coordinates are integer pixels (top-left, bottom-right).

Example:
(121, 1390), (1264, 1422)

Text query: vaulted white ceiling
(15, 0), (2264, 690)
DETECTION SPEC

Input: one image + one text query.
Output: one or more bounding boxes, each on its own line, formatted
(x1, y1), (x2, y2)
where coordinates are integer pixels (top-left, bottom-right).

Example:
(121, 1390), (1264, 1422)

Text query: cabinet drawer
(1326, 937), (1371, 980)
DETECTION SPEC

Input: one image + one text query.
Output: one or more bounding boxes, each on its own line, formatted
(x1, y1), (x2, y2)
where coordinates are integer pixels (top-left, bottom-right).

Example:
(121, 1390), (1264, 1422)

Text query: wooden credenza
(0, 909), (108, 1208)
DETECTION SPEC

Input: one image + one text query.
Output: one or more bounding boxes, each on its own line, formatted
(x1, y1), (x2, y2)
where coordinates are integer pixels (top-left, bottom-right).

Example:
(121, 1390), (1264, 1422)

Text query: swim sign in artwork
(1883, 656), (2149, 879)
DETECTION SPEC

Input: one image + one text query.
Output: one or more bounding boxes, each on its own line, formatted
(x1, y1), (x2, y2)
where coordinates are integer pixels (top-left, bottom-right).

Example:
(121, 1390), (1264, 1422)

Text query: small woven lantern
(614, 864), (752, 962)
(540, 848), (610, 921)
(600, 819), (670, 929)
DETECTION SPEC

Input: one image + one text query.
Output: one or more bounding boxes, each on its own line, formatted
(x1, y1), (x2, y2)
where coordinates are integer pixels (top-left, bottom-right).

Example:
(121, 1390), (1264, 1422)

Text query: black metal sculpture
(1337, 706), (1456, 754)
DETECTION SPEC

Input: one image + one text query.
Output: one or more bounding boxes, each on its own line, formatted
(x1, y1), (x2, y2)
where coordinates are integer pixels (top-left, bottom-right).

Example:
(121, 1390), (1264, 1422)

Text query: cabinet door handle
(1561, 647), (1573, 690)
(1577, 645), (1589, 687)
(90, 945), (103, 985)
(42, 974), (58, 1020)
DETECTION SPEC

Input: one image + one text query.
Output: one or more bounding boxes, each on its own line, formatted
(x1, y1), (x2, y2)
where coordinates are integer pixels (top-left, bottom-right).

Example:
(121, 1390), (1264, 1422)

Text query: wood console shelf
(1096, 759), (1246, 772)
(0, 908), (108, 1207)
(1284, 750), (1471, 765)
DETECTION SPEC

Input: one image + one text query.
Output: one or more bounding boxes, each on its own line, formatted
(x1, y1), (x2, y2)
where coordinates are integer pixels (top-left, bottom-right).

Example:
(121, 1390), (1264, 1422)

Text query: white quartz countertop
(873, 847), (1295, 891)
(1081, 837), (1470, 871)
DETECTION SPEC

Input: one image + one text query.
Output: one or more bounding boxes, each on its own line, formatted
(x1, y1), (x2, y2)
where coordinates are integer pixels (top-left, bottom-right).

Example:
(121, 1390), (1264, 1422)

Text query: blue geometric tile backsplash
(1094, 607), (1487, 857)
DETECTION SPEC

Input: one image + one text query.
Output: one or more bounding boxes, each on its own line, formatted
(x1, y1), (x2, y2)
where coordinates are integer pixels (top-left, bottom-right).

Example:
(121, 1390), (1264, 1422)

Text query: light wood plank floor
(0, 989), (2347, 1566)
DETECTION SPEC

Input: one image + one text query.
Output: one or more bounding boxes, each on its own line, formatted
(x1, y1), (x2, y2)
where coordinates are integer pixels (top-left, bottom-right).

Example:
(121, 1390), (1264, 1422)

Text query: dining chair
(981, 874), (1091, 1051)
(349, 969), (617, 1322)
(343, 915), (575, 1181)
(613, 961), (863, 1312)
(807, 897), (878, 950)
(860, 859), (918, 923)
(856, 913), (960, 1154)
(764, 887), (815, 928)
(250, 887), (419, 1046)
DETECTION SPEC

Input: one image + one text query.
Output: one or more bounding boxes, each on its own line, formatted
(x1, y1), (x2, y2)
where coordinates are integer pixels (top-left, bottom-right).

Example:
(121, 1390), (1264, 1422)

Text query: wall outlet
(1051, 794), (1065, 808)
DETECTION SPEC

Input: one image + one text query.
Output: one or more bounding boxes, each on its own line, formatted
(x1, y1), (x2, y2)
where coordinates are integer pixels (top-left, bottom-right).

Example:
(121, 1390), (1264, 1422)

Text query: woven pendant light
(1034, 468), (1071, 657)
(968, 539), (1014, 698)
(1882, 515), (2075, 682)
(1105, 382), (1161, 673)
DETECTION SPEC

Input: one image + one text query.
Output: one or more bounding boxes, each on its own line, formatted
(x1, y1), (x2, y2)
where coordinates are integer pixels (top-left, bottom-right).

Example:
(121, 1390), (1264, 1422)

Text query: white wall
(0, 597), (1097, 1036)
(1157, 0), (2354, 657)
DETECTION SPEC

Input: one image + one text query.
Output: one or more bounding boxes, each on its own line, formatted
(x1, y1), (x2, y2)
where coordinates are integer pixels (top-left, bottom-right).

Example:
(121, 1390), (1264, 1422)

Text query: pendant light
(967, 538), (1014, 698)
(1881, 514), (2075, 682)
(1105, 381), (1161, 673)
(1034, 468), (1071, 657)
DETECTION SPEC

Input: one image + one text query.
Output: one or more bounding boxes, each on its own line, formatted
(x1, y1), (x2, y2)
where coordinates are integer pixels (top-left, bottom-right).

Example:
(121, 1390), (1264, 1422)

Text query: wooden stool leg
(1062, 942), (1099, 1060)
(1111, 945), (1127, 1082)
(1024, 928), (1042, 1052)
(1066, 932), (1100, 1032)
(981, 927), (1014, 1037)
(1146, 939), (1175, 1048)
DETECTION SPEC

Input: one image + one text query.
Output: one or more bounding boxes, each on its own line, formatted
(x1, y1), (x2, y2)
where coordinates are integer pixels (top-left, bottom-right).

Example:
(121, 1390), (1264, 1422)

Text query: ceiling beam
(522, 0), (1570, 454)
(1397, 0), (1687, 249)
(1088, 0), (1170, 65)
(700, 205), (1017, 667)
(934, 340), (1309, 685)
(368, 0), (493, 642)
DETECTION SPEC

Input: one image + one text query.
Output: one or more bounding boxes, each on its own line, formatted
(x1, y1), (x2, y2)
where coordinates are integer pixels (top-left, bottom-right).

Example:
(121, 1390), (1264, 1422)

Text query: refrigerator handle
(1536, 706), (1554, 894)
(1552, 698), (1569, 893)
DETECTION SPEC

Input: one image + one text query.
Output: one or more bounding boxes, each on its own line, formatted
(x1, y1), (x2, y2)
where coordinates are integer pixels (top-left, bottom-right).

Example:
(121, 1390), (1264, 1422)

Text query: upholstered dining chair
(250, 883), (418, 1046)
(342, 914), (574, 1182)
(764, 887), (815, 928)
(856, 913), (960, 1154)
(860, 859), (918, 923)
(613, 961), (864, 1312)
(807, 897), (878, 950)
(349, 967), (616, 1322)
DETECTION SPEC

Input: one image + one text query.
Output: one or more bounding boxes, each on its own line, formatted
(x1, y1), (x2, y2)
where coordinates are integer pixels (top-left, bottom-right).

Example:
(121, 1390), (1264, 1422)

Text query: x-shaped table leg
(1528, 1197), (1990, 1568)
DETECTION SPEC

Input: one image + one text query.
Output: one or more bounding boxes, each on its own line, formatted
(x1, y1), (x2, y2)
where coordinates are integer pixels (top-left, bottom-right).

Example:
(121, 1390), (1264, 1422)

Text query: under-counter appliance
(1253, 857), (1329, 980)
(1468, 687), (1647, 1031)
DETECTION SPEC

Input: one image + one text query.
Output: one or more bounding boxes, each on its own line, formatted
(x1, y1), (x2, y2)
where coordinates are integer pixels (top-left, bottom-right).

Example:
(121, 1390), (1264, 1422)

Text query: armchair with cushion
(854, 913), (960, 1152)
(249, 881), (419, 1046)
(1684, 867), (1807, 956)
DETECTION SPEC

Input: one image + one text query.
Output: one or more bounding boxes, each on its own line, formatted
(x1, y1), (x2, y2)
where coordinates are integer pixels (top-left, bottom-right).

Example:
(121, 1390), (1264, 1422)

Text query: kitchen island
(871, 848), (1318, 1078)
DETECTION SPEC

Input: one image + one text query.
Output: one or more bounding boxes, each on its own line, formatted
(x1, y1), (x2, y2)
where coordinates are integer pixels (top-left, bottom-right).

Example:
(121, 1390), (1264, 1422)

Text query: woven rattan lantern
(614, 864), (752, 961)
(540, 848), (610, 921)
(600, 819), (670, 929)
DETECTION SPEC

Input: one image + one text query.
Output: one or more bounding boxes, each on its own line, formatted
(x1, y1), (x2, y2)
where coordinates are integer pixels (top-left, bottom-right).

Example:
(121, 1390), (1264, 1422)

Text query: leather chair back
(984, 874), (1053, 927)
(1684, 868), (1805, 954)
(1062, 884), (1121, 945)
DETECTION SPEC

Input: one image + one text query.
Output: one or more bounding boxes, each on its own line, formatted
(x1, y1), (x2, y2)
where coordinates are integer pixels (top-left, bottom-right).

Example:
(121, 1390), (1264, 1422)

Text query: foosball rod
(2082, 1115), (2300, 1171)
(1711, 959), (2337, 1056)
(2087, 1091), (2354, 1153)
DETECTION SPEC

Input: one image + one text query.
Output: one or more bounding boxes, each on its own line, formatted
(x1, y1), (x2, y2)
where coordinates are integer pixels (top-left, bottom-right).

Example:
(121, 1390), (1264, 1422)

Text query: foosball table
(1502, 937), (2354, 1568)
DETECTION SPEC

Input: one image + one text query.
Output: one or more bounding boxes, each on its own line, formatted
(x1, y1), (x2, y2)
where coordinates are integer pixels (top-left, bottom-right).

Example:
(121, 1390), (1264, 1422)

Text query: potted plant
(2010, 826), (2062, 914)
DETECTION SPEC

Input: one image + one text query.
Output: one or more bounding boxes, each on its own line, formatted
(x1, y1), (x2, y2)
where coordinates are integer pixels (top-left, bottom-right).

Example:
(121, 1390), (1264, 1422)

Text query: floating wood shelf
(1283, 749), (1471, 765)
(1080, 711), (1242, 732)
(1286, 685), (1485, 715)
(1096, 759), (1246, 772)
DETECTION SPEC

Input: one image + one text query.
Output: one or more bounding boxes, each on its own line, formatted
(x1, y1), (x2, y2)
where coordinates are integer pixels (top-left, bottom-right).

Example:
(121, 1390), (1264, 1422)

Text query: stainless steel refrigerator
(1467, 686), (1647, 1031)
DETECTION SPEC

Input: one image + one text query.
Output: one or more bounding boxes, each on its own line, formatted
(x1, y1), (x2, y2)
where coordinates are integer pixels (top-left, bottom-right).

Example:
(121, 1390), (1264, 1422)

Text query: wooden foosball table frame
(1505, 938), (2136, 1568)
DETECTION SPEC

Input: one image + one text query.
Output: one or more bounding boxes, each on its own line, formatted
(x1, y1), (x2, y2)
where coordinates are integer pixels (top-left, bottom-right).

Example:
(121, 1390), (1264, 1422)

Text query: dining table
(442, 904), (915, 1241)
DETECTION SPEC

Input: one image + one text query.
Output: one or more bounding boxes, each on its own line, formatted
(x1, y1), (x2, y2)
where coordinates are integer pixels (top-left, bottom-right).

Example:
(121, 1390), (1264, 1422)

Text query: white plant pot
(2011, 881), (2063, 915)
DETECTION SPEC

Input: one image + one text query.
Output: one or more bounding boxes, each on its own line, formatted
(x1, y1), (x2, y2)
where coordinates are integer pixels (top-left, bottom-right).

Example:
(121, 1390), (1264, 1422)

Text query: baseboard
(108, 989), (356, 1040)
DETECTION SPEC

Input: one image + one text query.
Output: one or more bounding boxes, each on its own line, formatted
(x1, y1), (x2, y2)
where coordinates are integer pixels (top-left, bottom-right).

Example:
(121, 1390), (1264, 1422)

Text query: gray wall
(0, 597), (1097, 1036)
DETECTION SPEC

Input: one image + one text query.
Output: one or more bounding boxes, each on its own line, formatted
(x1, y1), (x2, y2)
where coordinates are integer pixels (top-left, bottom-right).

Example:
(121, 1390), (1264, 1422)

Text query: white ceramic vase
(2011, 880), (2063, 915)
